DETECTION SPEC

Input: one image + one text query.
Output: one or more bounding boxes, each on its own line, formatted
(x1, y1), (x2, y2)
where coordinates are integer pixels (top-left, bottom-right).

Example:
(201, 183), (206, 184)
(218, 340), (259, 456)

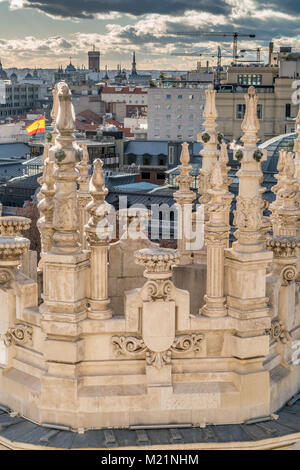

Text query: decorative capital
(0, 216), (31, 237)
(0, 237), (30, 261)
(266, 236), (300, 258)
(135, 248), (179, 277)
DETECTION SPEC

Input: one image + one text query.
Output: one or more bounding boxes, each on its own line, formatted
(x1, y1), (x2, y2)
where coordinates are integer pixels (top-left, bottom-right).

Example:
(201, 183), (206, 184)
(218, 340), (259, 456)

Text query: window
(157, 173), (165, 180)
(159, 158), (164, 166)
(189, 94), (194, 100)
(166, 94), (171, 100)
(189, 114), (194, 121)
(155, 104), (161, 111)
(141, 172), (150, 180)
(236, 103), (263, 119)
(166, 114), (171, 120)
(177, 105), (182, 111)
(169, 146), (175, 164)
(177, 114), (182, 120)
(237, 74), (262, 86)
(236, 104), (246, 119)
(154, 124), (160, 130)
(177, 135), (183, 139)
(166, 105), (172, 110)
(286, 103), (291, 118)
(177, 95), (183, 99)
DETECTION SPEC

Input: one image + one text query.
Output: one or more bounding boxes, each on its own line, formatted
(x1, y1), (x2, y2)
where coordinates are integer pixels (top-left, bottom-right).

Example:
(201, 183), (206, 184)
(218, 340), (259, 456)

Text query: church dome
(65, 61), (76, 72)
(0, 60), (8, 80)
(259, 132), (297, 174)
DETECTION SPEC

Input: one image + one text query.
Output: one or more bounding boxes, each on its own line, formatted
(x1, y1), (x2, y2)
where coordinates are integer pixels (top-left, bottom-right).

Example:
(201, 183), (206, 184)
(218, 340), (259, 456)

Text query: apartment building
(101, 86), (148, 118)
(216, 62), (298, 142)
(0, 81), (41, 118)
(147, 85), (207, 141)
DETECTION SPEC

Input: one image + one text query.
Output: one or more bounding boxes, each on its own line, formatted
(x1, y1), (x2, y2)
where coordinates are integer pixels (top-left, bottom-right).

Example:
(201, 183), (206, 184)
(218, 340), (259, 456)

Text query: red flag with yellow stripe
(26, 116), (45, 136)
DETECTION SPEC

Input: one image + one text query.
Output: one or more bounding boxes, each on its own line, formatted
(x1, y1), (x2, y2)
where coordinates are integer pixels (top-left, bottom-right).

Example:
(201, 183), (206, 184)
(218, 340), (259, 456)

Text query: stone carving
(0, 216), (31, 237)
(37, 155), (55, 260)
(135, 248), (179, 274)
(281, 265), (297, 286)
(0, 269), (14, 289)
(50, 81), (80, 254)
(198, 84), (219, 211)
(267, 320), (291, 345)
(85, 158), (112, 319)
(3, 324), (33, 347)
(112, 333), (204, 369)
(141, 279), (175, 302)
(232, 87), (268, 251)
(173, 146), (196, 264)
(270, 150), (299, 237)
(266, 236), (300, 258)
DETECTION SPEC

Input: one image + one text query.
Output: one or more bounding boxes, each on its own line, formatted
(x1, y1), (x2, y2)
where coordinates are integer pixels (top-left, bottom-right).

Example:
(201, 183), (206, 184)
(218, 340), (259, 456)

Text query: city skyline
(0, 1), (300, 70)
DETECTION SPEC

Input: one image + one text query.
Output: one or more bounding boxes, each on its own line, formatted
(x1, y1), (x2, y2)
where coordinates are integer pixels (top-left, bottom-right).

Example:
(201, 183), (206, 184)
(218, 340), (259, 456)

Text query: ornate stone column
(201, 162), (232, 317)
(232, 86), (268, 253)
(197, 84), (219, 206)
(77, 144), (91, 250)
(0, 217), (31, 366)
(225, 86), (273, 339)
(195, 84), (219, 264)
(219, 141), (233, 237)
(40, 83), (89, 422)
(51, 83), (59, 144)
(37, 156), (55, 266)
(0, 217), (31, 287)
(173, 142), (195, 264)
(270, 151), (299, 237)
(85, 159), (112, 320)
(49, 81), (82, 255)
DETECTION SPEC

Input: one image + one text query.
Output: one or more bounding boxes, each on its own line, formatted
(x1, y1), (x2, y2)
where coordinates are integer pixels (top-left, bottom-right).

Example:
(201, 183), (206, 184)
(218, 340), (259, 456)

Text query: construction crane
(167, 31), (256, 65)
(239, 47), (269, 63)
(171, 46), (237, 85)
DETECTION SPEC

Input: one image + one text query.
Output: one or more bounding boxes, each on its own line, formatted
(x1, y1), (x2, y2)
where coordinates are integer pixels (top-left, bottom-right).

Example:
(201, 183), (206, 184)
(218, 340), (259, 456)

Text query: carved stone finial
(203, 84), (218, 122)
(270, 150), (299, 236)
(210, 161), (223, 190)
(51, 84), (59, 143)
(241, 86), (260, 146)
(85, 158), (110, 244)
(180, 142), (190, 166)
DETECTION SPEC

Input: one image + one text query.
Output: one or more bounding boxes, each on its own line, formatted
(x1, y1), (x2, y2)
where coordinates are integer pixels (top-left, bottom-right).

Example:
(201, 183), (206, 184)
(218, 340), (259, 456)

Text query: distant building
(101, 86), (148, 119)
(88, 47), (100, 73)
(147, 84), (208, 141)
(216, 61), (299, 141)
(128, 52), (151, 86)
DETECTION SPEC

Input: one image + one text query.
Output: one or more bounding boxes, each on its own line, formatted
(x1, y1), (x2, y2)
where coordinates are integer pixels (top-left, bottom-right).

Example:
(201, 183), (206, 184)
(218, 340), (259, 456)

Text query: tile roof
(0, 395), (299, 449)
(102, 87), (148, 94)
(0, 143), (30, 160)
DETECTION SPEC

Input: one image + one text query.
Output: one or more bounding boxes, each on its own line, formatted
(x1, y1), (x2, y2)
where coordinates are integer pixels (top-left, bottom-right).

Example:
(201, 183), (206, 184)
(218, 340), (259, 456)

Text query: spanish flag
(26, 116), (45, 136)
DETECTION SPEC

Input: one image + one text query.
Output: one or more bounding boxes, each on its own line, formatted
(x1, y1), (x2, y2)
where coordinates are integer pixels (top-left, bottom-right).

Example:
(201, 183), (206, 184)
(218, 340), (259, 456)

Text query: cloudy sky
(0, 0), (300, 70)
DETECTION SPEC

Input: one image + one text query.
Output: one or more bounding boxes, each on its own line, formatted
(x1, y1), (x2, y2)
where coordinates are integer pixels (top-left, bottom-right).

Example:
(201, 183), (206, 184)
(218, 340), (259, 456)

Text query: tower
(88, 45), (100, 73)
(132, 51), (137, 75)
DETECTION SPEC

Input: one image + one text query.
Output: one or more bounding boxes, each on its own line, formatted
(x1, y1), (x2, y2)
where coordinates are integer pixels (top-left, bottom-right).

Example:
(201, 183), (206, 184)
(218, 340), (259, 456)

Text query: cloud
(2, 1), (300, 68)
(6, 0), (231, 19)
